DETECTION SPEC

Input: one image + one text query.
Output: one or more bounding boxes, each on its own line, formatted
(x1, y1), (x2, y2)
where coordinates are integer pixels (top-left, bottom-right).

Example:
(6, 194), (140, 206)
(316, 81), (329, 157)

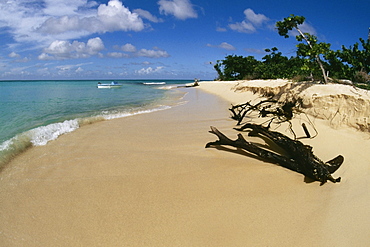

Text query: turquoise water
(0, 79), (191, 168)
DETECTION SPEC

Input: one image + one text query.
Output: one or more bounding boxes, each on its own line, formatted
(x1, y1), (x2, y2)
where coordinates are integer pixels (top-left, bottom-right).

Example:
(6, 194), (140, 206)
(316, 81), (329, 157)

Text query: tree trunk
(296, 28), (328, 84)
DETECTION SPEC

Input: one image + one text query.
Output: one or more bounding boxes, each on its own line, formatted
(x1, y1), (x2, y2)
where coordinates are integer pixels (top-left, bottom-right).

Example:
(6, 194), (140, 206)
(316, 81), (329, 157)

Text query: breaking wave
(142, 82), (166, 85)
(0, 104), (174, 171)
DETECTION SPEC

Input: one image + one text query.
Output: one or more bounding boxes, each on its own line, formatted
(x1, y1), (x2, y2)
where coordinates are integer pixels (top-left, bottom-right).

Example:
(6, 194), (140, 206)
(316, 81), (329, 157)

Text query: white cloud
(42, 0), (96, 16)
(0, 1), (47, 44)
(229, 8), (269, 33)
(38, 0), (144, 35)
(54, 62), (92, 74)
(39, 37), (105, 60)
(136, 66), (164, 75)
(86, 37), (105, 54)
(0, 0), (144, 48)
(121, 43), (137, 52)
(297, 22), (317, 36)
(229, 22), (256, 33)
(136, 49), (170, 58)
(95, 0), (144, 32)
(8, 52), (20, 58)
(108, 45), (169, 58)
(37, 16), (83, 35)
(207, 42), (236, 50)
(107, 52), (129, 58)
(75, 67), (84, 73)
(133, 9), (164, 23)
(158, 0), (197, 20)
(243, 8), (269, 26)
(38, 53), (54, 61)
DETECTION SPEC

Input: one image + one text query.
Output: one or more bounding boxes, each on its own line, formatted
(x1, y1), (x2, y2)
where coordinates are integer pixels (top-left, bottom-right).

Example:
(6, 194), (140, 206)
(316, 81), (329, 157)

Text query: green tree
(325, 38), (370, 82)
(339, 38), (370, 74)
(276, 14), (330, 83)
(325, 50), (352, 79)
(256, 47), (293, 79)
(214, 55), (261, 80)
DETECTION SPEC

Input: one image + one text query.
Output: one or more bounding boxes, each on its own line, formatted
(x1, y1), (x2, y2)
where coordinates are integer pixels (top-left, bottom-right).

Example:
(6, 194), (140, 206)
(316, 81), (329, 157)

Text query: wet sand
(1, 84), (369, 246)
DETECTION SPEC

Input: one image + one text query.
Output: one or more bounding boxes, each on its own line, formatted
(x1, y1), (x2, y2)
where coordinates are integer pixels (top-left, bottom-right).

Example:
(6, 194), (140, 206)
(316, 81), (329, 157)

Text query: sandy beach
(1, 80), (370, 246)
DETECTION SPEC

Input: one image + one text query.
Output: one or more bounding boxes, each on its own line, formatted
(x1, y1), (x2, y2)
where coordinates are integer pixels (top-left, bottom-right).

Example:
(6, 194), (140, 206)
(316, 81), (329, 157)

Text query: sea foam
(0, 104), (177, 171)
(28, 119), (80, 146)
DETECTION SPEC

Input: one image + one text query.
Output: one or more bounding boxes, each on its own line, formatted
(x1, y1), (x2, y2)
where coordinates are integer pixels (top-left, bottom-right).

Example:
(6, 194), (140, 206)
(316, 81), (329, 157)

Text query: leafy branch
(276, 14), (330, 83)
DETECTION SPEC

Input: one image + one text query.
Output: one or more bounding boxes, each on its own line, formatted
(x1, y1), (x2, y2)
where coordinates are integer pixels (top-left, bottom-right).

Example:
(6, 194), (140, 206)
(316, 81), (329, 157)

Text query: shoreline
(0, 84), (187, 171)
(1, 81), (370, 246)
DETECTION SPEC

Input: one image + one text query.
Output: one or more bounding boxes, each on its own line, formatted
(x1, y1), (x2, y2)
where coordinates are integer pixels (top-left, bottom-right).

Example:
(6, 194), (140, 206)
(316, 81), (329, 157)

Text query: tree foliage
(325, 38), (370, 83)
(214, 55), (260, 81)
(275, 15), (305, 38)
(214, 48), (305, 81)
(276, 14), (329, 83)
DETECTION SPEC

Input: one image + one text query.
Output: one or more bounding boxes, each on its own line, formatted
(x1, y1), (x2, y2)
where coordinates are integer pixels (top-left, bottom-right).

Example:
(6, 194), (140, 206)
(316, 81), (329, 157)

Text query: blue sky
(0, 0), (368, 80)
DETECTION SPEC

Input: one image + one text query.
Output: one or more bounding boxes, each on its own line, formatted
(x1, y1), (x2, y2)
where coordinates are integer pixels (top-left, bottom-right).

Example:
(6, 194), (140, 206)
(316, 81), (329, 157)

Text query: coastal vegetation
(214, 15), (370, 87)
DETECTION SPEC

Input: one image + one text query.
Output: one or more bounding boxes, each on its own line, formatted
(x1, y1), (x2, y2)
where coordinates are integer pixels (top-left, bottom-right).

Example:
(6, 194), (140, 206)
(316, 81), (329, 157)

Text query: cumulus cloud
(207, 42), (236, 50)
(136, 66), (164, 75)
(229, 8), (269, 33)
(244, 8), (269, 26)
(0, 0), (145, 48)
(229, 22), (256, 33)
(38, 0), (144, 35)
(38, 37), (105, 60)
(158, 0), (197, 20)
(8, 52), (20, 58)
(120, 43), (137, 52)
(95, 0), (144, 32)
(133, 9), (164, 23)
(0, 1), (47, 44)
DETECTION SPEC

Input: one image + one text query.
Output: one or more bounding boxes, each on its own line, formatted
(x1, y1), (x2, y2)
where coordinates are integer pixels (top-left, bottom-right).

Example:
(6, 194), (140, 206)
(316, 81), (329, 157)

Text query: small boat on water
(97, 81), (123, 89)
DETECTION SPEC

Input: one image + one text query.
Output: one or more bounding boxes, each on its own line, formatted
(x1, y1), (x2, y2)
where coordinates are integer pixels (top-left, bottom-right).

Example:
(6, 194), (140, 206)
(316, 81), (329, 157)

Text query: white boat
(97, 81), (123, 88)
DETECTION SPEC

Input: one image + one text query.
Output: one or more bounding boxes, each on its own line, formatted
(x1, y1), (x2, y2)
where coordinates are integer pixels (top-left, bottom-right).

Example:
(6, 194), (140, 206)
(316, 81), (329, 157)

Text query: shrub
(353, 71), (370, 84)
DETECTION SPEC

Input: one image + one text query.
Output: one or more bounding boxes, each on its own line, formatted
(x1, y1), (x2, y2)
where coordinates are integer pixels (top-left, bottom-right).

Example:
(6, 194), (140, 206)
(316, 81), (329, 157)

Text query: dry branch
(206, 124), (343, 185)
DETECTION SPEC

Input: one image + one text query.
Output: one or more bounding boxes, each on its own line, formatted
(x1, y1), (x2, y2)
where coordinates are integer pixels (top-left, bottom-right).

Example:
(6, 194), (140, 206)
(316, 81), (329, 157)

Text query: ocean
(0, 79), (192, 169)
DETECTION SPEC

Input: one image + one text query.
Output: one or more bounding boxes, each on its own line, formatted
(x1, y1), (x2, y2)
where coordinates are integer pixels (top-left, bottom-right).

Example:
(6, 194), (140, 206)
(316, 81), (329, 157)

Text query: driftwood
(206, 124), (343, 185)
(230, 98), (301, 124)
(229, 98), (316, 140)
(229, 99), (279, 125)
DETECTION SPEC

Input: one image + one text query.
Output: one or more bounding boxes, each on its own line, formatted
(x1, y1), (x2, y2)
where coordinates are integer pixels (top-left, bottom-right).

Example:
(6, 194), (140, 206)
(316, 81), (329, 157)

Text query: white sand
(0, 80), (369, 246)
(199, 80), (370, 245)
